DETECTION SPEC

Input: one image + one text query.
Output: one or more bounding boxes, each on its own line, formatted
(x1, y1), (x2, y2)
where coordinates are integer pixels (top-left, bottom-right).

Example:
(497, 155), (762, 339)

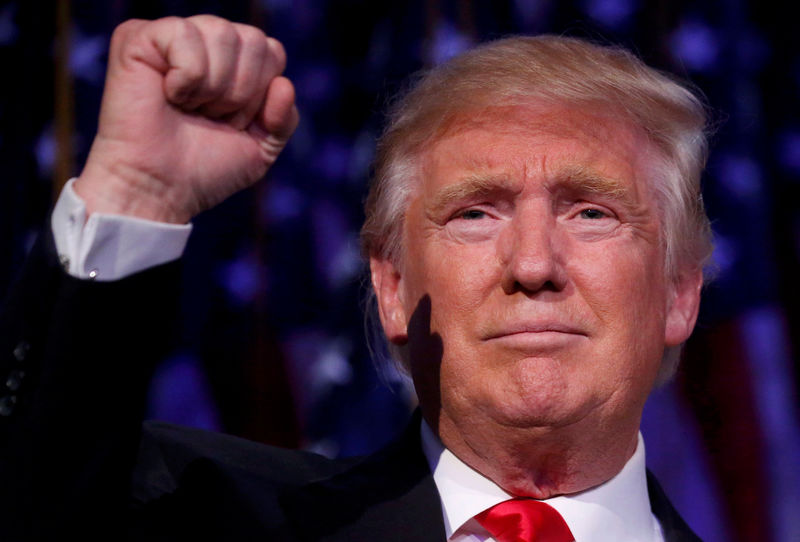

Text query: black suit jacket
(0, 232), (701, 541)
(129, 417), (701, 541)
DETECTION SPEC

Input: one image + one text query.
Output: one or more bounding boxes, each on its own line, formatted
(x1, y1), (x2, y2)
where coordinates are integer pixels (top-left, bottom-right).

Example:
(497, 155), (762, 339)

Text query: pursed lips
(480, 322), (588, 345)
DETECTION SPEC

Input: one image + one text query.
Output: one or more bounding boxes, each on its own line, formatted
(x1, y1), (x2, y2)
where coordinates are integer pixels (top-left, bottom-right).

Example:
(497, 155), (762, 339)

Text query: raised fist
(74, 15), (299, 223)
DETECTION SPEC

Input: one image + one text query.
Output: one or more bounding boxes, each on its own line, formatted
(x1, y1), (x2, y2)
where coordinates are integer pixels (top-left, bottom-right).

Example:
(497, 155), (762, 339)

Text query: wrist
(75, 140), (194, 224)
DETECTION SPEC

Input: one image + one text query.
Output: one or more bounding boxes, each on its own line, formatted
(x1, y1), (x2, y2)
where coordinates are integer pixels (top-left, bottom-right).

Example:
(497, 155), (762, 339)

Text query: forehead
(417, 105), (657, 200)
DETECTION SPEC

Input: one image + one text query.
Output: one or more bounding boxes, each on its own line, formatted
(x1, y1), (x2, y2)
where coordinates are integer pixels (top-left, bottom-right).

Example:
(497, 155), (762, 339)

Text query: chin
(486, 403), (583, 431)
(466, 389), (580, 431)
(493, 360), (578, 423)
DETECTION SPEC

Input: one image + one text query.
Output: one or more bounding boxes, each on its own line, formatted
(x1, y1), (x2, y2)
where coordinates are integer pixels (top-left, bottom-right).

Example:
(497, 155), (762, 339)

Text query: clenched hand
(75, 15), (299, 223)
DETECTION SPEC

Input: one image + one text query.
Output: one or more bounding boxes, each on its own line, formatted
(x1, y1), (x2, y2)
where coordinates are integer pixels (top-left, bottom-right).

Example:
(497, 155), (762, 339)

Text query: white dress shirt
(420, 420), (665, 542)
(51, 179), (191, 281)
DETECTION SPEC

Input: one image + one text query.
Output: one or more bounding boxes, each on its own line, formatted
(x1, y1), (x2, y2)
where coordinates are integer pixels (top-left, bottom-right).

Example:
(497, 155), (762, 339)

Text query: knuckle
(160, 17), (204, 51)
(112, 18), (141, 37)
(186, 13), (228, 28)
(109, 19), (144, 51)
(161, 15), (187, 25)
(225, 86), (256, 108)
(179, 61), (206, 87)
(192, 14), (239, 48)
(267, 37), (287, 71)
(244, 37), (271, 68)
(172, 17), (202, 42)
(236, 24), (268, 47)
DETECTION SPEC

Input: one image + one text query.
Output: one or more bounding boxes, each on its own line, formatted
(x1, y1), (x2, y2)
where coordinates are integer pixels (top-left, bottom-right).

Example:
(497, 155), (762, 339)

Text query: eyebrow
(424, 165), (639, 219)
(424, 174), (521, 219)
(554, 166), (633, 202)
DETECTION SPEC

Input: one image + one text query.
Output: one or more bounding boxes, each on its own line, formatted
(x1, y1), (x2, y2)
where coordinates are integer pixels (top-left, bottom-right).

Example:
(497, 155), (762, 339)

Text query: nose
(500, 210), (568, 295)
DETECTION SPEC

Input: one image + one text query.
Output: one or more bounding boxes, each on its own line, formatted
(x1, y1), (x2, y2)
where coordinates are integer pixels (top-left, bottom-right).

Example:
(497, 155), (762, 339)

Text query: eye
(579, 208), (607, 219)
(460, 209), (486, 220)
(444, 205), (502, 242)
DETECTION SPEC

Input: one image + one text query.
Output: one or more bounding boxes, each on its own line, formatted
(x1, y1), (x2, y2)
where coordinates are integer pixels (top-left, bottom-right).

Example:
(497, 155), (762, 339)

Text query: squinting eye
(579, 208), (606, 219)
(461, 209), (486, 220)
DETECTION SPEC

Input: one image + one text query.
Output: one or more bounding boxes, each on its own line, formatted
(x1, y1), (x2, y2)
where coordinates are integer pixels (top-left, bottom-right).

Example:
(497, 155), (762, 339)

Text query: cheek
(569, 242), (668, 344)
(424, 241), (501, 300)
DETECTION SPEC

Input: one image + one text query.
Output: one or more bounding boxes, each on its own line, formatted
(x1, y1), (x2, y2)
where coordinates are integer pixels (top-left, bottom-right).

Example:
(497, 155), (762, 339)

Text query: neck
(426, 408), (640, 499)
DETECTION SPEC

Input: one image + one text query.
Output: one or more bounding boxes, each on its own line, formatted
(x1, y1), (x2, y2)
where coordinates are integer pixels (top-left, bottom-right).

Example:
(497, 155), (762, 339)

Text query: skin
(371, 106), (703, 498)
(74, 15), (298, 223)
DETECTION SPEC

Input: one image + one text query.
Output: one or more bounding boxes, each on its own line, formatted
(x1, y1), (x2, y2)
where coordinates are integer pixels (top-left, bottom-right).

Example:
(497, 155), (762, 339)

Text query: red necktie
(474, 498), (575, 542)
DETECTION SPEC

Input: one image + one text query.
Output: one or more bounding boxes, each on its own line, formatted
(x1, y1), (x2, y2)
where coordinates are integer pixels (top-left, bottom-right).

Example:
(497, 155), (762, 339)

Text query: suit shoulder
(132, 421), (359, 502)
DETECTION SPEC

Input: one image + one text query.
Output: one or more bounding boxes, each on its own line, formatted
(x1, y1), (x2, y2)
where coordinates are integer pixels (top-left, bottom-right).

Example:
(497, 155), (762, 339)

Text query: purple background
(2, 1), (799, 540)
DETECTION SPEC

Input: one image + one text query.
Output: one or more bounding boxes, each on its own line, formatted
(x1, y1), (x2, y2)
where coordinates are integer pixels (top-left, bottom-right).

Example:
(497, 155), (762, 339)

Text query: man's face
(371, 106), (701, 465)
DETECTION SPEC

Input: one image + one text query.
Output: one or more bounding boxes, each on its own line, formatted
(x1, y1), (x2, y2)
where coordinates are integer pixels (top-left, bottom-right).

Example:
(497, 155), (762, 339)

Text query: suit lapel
(280, 413), (446, 542)
(647, 470), (703, 541)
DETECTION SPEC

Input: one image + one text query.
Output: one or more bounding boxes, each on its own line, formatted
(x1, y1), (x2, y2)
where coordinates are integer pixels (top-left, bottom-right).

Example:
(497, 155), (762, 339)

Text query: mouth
(484, 322), (587, 338)
(482, 323), (588, 349)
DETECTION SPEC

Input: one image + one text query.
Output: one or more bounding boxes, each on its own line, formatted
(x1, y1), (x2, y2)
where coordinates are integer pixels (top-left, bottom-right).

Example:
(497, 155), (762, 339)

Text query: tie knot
(474, 498), (575, 542)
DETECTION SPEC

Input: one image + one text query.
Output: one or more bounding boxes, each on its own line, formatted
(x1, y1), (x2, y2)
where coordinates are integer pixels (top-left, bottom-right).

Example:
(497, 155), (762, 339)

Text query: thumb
(251, 76), (300, 163)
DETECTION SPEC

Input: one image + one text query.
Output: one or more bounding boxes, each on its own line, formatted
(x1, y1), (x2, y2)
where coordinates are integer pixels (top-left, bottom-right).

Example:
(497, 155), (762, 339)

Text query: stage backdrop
(1, 1), (799, 541)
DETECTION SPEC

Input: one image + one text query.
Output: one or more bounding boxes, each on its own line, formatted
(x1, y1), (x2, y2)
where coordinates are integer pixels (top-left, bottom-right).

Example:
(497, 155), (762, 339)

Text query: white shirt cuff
(51, 178), (192, 281)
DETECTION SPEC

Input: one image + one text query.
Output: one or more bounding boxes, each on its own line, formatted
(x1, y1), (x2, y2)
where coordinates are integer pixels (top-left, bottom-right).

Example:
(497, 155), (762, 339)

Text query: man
(0, 14), (710, 541)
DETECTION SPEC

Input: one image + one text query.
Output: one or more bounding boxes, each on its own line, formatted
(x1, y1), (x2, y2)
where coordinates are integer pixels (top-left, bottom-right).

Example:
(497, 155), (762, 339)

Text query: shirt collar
(420, 420), (662, 542)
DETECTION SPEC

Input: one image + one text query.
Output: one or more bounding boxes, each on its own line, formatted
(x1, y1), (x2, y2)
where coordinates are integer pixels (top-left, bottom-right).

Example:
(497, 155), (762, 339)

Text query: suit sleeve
(0, 227), (182, 540)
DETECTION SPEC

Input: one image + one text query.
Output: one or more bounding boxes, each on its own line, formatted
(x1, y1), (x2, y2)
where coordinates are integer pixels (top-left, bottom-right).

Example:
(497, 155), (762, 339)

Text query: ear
(370, 256), (409, 345)
(664, 268), (703, 347)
